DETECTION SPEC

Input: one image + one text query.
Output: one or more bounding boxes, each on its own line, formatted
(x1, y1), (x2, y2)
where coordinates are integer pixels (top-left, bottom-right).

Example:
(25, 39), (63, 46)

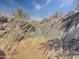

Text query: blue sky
(0, 0), (79, 20)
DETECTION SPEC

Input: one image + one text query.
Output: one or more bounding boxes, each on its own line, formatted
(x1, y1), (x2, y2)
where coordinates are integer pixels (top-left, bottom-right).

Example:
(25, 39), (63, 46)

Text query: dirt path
(6, 37), (47, 59)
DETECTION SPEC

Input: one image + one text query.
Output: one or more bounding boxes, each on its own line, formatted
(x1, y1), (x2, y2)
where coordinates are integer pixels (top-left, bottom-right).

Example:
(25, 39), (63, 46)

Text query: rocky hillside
(35, 14), (64, 40)
(35, 12), (79, 59)
(62, 12), (79, 58)
(41, 12), (79, 59)
(0, 15), (35, 42)
(0, 12), (79, 59)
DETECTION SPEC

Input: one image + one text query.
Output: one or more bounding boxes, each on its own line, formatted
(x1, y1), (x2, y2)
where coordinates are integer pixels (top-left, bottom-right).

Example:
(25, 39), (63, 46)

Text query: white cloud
(45, 0), (52, 6)
(33, 2), (42, 10)
(59, 0), (74, 8)
(33, 0), (52, 10)
(35, 4), (42, 10)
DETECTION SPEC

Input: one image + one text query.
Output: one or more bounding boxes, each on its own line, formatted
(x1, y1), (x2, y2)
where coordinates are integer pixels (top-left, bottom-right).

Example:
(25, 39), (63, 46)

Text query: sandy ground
(0, 37), (79, 59)
(3, 37), (47, 59)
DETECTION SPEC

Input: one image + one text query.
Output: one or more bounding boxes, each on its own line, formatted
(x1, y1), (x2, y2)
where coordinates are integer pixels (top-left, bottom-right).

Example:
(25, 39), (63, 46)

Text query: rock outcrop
(35, 15), (64, 40)
(62, 12), (79, 57)
(0, 15), (35, 42)
(38, 12), (79, 59)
